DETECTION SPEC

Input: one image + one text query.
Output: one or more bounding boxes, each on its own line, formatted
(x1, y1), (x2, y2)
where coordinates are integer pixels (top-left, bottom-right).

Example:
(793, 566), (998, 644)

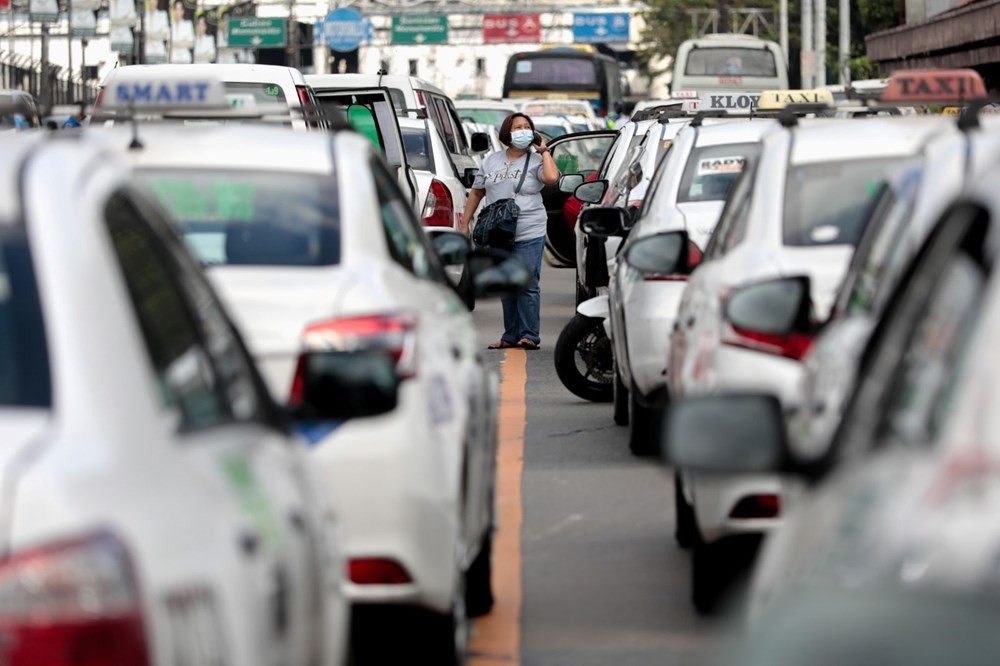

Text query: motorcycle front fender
(576, 294), (609, 320)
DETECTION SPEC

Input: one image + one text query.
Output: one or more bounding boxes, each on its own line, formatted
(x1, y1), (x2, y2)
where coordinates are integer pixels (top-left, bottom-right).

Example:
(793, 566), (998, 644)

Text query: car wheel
(627, 385), (661, 456)
(691, 535), (726, 616)
(554, 314), (614, 403)
(465, 532), (494, 617)
(674, 471), (695, 549)
(613, 361), (629, 426)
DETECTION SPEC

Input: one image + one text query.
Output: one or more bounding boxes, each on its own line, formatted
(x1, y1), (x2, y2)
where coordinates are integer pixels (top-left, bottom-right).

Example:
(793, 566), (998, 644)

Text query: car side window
(431, 97), (459, 154)
(704, 163), (755, 259)
(105, 191), (228, 429)
(371, 158), (438, 281)
(551, 135), (615, 177)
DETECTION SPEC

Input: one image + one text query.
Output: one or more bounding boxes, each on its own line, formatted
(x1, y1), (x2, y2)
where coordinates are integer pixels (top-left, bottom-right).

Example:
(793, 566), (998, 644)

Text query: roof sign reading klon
(698, 92), (761, 112)
(881, 69), (987, 104)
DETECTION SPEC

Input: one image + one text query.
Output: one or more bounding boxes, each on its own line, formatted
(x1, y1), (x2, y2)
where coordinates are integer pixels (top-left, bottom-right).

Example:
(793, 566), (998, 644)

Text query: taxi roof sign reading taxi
(881, 69), (987, 104)
(105, 72), (228, 111)
(757, 89), (834, 111)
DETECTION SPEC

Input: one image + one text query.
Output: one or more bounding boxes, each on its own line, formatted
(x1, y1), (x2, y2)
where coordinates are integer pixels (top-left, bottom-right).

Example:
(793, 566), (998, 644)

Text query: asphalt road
(470, 257), (744, 666)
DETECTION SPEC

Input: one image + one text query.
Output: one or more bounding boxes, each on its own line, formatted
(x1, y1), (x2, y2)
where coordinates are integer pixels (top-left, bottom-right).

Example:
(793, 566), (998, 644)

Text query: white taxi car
(399, 116), (468, 230)
(86, 77), (527, 664)
(666, 114), (955, 613)
(0, 130), (350, 665)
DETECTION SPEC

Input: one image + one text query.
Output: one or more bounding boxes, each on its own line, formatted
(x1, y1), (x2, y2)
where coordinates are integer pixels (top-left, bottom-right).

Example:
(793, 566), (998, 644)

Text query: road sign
(227, 17), (287, 48)
(572, 12), (629, 44)
(319, 7), (369, 52)
(391, 15), (448, 45)
(483, 13), (541, 44)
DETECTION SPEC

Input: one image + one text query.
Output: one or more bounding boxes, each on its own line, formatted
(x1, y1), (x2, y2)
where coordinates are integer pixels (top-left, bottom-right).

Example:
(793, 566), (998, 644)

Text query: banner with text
(483, 13), (540, 44)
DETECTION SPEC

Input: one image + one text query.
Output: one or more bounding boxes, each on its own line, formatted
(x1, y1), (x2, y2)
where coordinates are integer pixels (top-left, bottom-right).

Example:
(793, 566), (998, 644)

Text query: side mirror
(574, 180), (609, 204)
(470, 132), (491, 153)
(578, 206), (626, 238)
(663, 394), (788, 472)
(623, 230), (689, 275)
(290, 351), (399, 421)
(460, 167), (478, 189)
(430, 230), (471, 266)
(725, 276), (812, 337)
(559, 173), (584, 193)
(467, 248), (530, 299)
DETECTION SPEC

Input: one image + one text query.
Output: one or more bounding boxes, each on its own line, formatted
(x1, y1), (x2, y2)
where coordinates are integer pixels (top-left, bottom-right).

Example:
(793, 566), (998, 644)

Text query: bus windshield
(684, 48), (778, 78)
(510, 58), (598, 86)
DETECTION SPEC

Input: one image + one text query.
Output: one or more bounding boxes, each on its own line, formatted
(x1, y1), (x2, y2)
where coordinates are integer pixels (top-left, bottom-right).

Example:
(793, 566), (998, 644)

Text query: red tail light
(295, 85), (319, 129)
(722, 323), (814, 361)
(421, 179), (454, 227)
(729, 494), (781, 519)
(687, 240), (704, 269)
(0, 531), (149, 666)
(643, 240), (705, 282)
(290, 313), (419, 405)
(348, 558), (413, 585)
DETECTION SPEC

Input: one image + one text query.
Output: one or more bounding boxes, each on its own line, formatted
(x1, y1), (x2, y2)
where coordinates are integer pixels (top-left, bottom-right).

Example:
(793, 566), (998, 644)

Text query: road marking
(470, 349), (526, 666)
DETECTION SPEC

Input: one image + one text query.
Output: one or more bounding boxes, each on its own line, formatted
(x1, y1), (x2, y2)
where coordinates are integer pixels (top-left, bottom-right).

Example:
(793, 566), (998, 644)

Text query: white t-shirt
(472, 150), (547, 242)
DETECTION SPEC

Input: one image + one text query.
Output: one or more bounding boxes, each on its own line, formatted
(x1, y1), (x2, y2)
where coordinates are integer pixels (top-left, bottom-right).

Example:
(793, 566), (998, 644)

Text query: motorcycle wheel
(554, 314), (614, 403)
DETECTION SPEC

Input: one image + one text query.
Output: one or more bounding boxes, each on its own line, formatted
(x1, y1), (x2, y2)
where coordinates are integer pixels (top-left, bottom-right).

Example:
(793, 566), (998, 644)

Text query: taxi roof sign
(103, 71), (228, 111)
(757, 89), (834, 111)
(881, 69), (987, 104)
(697, 91), (760, 114)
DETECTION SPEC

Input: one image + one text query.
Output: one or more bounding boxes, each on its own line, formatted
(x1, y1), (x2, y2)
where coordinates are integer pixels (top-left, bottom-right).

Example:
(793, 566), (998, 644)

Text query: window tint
(784, 158), (895, 247)
(678, 142), (760, 203)
(401, 126), (434, 171)
(0, 224), (51, 407)
(684, 48), (778, 78)
(224, 82), (287, 105)
(139, 170), (340, 267)
(431, 97), (459, 154)
(371, 159), (437, 280)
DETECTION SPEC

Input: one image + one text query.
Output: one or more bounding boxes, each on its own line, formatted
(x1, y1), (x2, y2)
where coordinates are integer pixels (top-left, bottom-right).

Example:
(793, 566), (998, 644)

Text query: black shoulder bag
(472, 153), (531, 252)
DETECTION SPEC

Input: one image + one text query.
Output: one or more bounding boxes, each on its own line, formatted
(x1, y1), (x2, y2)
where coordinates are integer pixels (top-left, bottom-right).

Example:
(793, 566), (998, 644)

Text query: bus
(671, 33), (788, 94)
(503, 49), (623, 118)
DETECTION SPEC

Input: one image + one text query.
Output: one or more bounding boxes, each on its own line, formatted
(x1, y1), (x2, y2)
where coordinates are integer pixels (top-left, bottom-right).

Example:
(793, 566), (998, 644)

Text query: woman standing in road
(460, 113), (560, 350)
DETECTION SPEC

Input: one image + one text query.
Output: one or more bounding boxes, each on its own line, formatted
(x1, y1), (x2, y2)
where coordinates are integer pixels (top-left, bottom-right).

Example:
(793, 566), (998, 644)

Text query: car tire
(691, 535), (726, 616)
(627, 385), (661, 456)
(554, 314), (614, 403)
(465, 533), (494, 617)
(674, 471), (695, 549)
(613, 362), (629, 426)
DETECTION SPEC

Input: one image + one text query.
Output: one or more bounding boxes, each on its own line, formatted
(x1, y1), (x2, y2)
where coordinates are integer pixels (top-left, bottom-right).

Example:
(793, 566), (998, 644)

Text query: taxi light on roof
(880, 69), (987, 104)
(104, 73), (228, 111)
(697, 91), (760, 114)
(757, 89), (834, 111)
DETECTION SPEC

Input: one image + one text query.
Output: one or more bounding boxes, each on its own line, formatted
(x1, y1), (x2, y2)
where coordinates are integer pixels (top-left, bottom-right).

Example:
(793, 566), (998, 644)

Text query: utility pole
(780, 0), (788, 67)
(67, 3), (72, 101)
(39, 21), (48, 105)
(838, 0), (849, 84)
(815, 0), (826, 86)
(801, 0), (813, 88)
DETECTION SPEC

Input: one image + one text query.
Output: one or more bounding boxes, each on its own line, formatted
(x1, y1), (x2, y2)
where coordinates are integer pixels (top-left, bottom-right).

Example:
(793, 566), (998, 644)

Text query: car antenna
(377, 68), (387, 88)
(127, 97), (143, 150)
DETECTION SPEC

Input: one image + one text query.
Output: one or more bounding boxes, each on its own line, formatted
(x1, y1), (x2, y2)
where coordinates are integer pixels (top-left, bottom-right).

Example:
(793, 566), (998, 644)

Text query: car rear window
(0, 224), (51, 407)
(401, 126), (434, 171)
(784, 158), (896, 247)
(224, 82), (287, 105)
(139, 170), (341, 267)
(684, 48), (778, 78)
(677, 142), (760, 203)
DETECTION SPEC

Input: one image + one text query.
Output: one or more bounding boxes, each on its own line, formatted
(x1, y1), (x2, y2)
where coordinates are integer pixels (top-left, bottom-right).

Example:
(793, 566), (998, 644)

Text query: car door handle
(686, 316), (696, 328)
(238, 530), (260, 557)
(451, 345), (462, 360)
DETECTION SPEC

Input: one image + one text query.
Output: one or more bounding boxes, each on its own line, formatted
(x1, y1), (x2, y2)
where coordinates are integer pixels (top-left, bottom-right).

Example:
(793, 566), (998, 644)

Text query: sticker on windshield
(148, 179), (256, 222)
(516, 61), (532, 73)
(265, 85), (281, 97)
(697, 156), (746, 175)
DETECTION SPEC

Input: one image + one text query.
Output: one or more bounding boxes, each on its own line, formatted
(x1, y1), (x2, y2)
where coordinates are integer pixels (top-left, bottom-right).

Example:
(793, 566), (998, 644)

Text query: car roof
(787, 117), (953, 165)
(101, 63), (306, 87)
(83, 124), (337, 173)
(305, 73), (446, 97)
(689, 118), (777, 147)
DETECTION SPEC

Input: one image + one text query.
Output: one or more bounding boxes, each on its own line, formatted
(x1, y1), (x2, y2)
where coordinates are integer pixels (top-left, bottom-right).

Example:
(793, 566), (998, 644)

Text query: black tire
(627, 386), (661, 456)
(674, 472), (695, 549)
(691, 535), (725, 616)
(465, 533), (494, 617)
(613, 362), (629, 426)
(554, 314), (614, 402)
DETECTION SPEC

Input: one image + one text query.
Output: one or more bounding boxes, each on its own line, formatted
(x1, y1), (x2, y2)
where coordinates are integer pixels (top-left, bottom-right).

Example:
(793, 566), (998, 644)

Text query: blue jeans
(501, 236), (544, 344)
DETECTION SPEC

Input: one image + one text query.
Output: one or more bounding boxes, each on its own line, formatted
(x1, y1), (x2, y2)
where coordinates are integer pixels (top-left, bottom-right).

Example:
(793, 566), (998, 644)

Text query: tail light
(643, 240), (705, 282)
(0, 531), (149, 666)
(729, 494), (781, 519)
(290, 313), (419, 405)
(421, 179), (454, 227)
(295, 85), (319, 129)
(348, 558), (412, 585)
(721, 322), (813, 361)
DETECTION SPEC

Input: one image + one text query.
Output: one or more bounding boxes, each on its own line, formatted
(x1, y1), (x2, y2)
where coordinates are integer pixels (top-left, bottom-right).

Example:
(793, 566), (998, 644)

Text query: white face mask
(510, 129), (533, 149)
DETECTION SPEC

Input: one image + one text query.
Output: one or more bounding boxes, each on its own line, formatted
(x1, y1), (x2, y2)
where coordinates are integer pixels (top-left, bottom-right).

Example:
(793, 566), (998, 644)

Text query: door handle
(686, 316), (696, 328)
(451, 345), (462, 360)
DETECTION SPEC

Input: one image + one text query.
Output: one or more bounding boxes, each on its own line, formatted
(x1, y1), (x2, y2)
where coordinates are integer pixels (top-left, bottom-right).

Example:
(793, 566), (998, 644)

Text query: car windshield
(784, 158), (896, 247)
(457, 108), (511, 129)
(677, 142), (760, 203)
(138, 170), (341, 267)
(401, 126), (434, 171)
(0, 224), (51, 407)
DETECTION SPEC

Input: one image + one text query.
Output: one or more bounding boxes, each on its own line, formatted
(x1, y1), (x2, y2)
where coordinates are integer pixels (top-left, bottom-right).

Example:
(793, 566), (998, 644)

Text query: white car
(455, 98), (517, 130)
(399, 116), (469, 230)
(606, 118), (774, 455)
(90, 93), (525, 662)
(0, 131), (350, 665)
(666, 115), (955, 613)
(517, 98), (606, 131)
(532, 114), (584, 138)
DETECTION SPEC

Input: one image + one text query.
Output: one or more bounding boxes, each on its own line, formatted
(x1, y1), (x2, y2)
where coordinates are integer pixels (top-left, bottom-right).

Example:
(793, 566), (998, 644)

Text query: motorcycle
(554, 293), (615, 403)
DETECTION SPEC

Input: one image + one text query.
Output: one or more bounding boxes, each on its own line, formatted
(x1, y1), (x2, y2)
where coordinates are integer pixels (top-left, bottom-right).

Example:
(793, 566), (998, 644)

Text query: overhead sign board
(483, 14), (541, 44)
(572, 13), (629, 44)
(319, 7), (369, 52)
(391, 15), (448, 45)
(227, 17), (287, 48)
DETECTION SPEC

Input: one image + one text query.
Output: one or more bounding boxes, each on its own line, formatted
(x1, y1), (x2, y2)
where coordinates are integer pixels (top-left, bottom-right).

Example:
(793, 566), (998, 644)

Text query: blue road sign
(572, 12), (630, 44)
(319, 7), (369, 52)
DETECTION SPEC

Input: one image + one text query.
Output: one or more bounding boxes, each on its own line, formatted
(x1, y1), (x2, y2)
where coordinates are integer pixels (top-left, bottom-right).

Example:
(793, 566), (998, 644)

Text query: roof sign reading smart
(698, 92), (760, 112)
(114, 81), (220, 106)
